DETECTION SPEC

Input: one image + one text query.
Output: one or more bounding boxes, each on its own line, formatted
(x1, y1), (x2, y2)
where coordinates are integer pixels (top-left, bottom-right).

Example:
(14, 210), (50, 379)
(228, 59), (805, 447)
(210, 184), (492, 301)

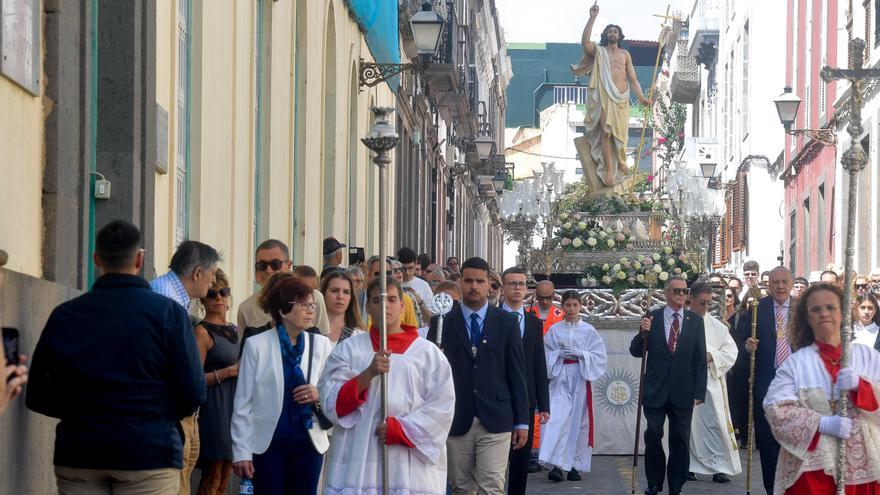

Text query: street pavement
(526, 451), (763, 494)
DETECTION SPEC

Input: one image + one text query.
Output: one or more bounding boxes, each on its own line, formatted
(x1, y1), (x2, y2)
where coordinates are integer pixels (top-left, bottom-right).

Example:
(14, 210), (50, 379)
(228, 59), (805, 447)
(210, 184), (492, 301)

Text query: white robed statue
(688, 289), (742, 481)
(572, 2), (650, 193)
(539, 292), (607, 482)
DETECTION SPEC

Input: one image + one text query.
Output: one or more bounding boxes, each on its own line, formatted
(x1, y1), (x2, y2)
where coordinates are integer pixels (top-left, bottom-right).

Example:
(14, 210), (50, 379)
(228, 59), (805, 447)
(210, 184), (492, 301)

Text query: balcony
(687, 0), (720, 68)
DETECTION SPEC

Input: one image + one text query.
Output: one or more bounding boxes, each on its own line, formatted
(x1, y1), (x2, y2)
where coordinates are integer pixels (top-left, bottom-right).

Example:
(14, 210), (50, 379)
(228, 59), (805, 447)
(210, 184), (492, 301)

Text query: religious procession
(2, 0), (880, 494)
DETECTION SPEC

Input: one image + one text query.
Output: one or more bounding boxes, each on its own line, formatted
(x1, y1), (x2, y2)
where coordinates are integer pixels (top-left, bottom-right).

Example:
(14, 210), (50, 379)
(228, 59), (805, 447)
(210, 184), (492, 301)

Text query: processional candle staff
(361, 107), (399, 495)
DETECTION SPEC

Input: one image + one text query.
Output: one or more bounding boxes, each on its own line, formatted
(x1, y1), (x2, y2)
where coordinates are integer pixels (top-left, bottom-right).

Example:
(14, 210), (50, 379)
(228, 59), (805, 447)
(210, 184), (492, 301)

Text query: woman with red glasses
(193, 269), (240, 495)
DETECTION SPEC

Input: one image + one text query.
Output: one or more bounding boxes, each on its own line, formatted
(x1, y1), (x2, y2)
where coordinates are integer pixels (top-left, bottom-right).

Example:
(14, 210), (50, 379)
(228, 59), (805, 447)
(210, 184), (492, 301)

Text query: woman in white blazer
(231, 277), (332, 494)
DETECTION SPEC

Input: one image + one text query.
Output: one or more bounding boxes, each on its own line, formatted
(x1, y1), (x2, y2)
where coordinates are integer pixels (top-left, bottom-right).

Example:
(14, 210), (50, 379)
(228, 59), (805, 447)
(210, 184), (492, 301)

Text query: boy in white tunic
(686, 282), (742, 483)
(539, 290), (607, 482)
(318, 277), (455, 495)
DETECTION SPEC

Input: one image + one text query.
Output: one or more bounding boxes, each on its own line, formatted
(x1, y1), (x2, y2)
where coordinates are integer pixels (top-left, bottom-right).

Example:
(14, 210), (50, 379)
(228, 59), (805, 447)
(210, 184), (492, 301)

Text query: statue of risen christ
(573, 2), (650, 188)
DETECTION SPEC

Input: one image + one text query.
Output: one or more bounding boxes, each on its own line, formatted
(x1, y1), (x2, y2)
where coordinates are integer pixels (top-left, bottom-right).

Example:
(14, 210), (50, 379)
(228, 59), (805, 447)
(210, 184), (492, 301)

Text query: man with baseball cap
(322, 236), (346, 275)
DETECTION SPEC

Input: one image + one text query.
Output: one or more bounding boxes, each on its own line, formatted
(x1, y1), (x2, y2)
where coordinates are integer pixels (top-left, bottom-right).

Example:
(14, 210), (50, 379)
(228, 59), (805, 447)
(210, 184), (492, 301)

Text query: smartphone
(348, 247), (365, 266)
(2, 327), (19, 367)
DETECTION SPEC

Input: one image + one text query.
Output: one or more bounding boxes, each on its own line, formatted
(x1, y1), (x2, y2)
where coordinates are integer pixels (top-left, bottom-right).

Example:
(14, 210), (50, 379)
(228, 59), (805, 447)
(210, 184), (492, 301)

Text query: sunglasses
(490, 283), (500, 290)
(743, 272), (758, 278)
(694, 299), (712, 306)
(255, 259), (285, 272)
(206, 287), (231, 299)
(669, 288), (690, 295)
(373, 270), (393, 277)
(725, 293), (734, 299)
(856, 284), (869, 289)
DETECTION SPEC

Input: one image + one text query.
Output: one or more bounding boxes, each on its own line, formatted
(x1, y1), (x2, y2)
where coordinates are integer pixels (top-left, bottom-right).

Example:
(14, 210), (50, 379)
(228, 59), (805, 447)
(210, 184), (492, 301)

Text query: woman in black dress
(194, 269), (240, 495)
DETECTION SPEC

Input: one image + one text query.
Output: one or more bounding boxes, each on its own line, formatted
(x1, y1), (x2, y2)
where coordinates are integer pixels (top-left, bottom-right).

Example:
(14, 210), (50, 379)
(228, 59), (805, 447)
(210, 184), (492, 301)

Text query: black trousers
(644, 401), (694, 494)
(754, 402), (779, 495)
(727, 366), (750, 440)
(507, 412), (535, 495)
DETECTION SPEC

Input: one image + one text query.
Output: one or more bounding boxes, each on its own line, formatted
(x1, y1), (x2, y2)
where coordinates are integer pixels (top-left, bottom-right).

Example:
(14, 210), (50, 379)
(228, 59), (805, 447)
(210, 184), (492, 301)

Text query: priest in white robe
(687, 283), (742, 483)
(539, 290), (607, 482)
(318, 277), (455, 495)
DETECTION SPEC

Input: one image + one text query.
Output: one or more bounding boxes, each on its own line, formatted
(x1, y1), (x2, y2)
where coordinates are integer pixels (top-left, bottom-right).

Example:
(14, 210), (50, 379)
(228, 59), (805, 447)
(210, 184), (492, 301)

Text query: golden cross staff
(628, 6), (680, 198)
(820, 37), (880, 495)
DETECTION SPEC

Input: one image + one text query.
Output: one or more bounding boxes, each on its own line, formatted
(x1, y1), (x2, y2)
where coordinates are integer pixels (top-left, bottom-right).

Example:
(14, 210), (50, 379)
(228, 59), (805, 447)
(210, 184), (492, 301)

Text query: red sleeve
(385, 416), (415, 448)
(335, 377), (369, 417)
(851, 378), (879, 412)
(807, 431), (820, 451)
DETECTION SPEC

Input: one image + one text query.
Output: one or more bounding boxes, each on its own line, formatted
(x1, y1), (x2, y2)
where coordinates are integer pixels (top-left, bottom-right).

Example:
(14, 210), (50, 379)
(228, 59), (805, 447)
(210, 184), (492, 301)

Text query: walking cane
(745, 288), (760, 495)
(631, 289), (653, 494)
(362, 107), (400, 495)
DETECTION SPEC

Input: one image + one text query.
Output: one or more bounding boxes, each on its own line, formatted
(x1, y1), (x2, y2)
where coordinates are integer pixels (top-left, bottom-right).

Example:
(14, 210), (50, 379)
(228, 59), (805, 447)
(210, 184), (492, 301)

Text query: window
(576, 126), (586, 134)
(575, 167), (584, 175)
(175, 0), (190, 246)
(732, 171), (749, 251)
(713, 194), (732, 267)
(741, 22), (750, 138)
(818, 183), (826, 268)
(554, 85), (588, 104)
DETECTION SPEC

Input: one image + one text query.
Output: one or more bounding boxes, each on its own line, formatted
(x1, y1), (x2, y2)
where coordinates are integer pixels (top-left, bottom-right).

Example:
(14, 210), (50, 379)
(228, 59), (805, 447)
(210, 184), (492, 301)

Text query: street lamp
(492, 171), (506, 195)
(474, 127), (496, 160)
(773, 86), (837, 146)
(358, 1), (445, 89)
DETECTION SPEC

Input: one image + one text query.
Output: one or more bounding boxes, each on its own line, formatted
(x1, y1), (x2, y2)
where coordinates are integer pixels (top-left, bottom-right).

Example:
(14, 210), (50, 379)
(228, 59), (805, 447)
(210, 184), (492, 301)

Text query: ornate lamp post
(499, 177), (540, 279)
(665, 160), (725, 277)
(361, 107), (399, 495)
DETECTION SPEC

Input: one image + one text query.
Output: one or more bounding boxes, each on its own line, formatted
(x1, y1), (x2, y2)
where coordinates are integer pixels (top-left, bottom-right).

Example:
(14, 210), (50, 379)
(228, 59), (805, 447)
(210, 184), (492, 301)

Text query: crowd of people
(2, 220), (880, 494)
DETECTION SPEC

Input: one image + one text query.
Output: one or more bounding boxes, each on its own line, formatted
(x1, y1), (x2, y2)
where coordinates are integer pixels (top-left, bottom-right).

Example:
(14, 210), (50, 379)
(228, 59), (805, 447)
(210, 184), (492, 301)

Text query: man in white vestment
(686, 282), (742, 483)
(539, 290), (607, 482)
(318, 277), (456, 494)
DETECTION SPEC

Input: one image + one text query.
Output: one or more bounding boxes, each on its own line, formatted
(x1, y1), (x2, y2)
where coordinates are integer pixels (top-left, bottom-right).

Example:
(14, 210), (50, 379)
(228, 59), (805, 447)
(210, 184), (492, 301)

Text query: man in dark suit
(630, 276), (707, 495)
(427, 257), (529, 495)
(739, 266), (794, 495)
(500, 267), (550, 493)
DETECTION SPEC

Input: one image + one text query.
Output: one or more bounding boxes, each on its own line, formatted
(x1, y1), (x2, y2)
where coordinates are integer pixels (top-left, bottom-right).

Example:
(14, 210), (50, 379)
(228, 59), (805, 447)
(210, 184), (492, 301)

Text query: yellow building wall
(153, 0), (395, 311)
(0, 75), (44, 278)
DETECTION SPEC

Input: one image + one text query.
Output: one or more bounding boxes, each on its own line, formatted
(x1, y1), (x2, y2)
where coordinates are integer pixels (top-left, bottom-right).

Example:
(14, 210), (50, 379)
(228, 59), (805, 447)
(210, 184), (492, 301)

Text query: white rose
(598, 230), (608, 239)
(572, 237), (583, 248)
(667, 258), (675, 267)
(587, 237), (598, 247)
(653, 264), (663, 273)
(563, 222), (573, 230)
(601, 276), (613, 285)
(578, 221), (588, 231)
(633, 261), (642, 270)
(637, 255), (646, 261)
(607, 239), (616, 248)
(617, 271), (627, 280)
(659, 271), (669, 282)
(559, 213), (569, 220)
(613, 264), (621, 272)
(636, 274), (646, 283)
(652, 253), (661, 261)
(664, 246), (673, 254)
(682, 271), (689, 279)
(602, 263), (610, 271)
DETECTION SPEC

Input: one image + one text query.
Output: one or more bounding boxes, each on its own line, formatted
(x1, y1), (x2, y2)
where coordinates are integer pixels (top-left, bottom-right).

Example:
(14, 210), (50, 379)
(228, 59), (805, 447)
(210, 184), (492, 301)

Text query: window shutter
(732, 171), (748, 251)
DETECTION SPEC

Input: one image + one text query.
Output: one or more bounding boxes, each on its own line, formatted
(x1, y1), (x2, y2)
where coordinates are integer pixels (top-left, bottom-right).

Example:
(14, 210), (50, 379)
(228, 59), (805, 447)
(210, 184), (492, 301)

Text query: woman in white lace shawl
(763, 283), (880, 494)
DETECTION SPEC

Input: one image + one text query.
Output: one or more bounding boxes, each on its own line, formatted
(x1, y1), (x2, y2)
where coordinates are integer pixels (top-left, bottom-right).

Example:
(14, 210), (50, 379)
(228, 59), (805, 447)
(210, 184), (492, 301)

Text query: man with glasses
(631, 277), (707, 495)
(791, 277), (809, 299)
(739, 261), (760, 301)
(528, 280), (564, 334)
(237, 239), (330, 335)
(686, 283), (740, 484)
(501, 267), (550, 489)
(739, 266), (794, 495)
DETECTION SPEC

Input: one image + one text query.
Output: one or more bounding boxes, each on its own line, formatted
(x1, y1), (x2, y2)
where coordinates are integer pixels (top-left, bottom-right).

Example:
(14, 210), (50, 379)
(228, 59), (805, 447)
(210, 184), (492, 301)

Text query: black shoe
(713, 473), (731, 483)
(567, 469), (581, 481)
(644, 485), (661, 495)
(548, 466), (564, 482)
(687, 472), (698, 481)
(527, 458), (540, 473)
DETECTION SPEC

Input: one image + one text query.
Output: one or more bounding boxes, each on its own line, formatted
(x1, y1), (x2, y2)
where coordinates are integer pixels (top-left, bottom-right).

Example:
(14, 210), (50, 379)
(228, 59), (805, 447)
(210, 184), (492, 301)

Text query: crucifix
(819, 37), (880, 495)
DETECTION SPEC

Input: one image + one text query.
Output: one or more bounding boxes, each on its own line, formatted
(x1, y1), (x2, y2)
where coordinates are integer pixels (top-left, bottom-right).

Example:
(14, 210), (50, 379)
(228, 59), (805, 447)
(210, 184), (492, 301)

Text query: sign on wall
(0, 0), (40, 95)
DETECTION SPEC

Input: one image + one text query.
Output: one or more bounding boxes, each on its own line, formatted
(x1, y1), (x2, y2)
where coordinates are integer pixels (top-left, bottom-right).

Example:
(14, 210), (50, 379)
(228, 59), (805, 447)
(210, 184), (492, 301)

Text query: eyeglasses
(808, 304), (840, 314)
(255, 259), (285, 272)
(856, 284), (869, 290)
(289, 301), (317, 311)
(669, 288), (690, 295)
(373, 270), (393, 277)
(505, 281), (527, 288)
(206, 287), (231, 299)
(536, 295), (554, 301)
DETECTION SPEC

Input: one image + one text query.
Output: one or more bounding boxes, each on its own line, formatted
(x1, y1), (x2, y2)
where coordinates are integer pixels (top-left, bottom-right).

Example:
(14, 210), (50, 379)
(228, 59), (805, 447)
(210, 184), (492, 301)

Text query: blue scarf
(276, 324), (313, 430)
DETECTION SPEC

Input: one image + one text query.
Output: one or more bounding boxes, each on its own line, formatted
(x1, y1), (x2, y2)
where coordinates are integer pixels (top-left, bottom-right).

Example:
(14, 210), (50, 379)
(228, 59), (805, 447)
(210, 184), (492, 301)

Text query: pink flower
(616, 233), (626, 242)
(647, 175), (654, 181)
(657, 137), (667, 145)
(561, 238), (572, 247)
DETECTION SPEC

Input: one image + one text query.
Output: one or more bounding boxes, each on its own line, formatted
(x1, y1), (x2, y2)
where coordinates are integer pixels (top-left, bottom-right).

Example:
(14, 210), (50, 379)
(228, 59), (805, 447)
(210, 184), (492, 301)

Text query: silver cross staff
(819, 38), (880, 495)
(431, 292), (454, 348)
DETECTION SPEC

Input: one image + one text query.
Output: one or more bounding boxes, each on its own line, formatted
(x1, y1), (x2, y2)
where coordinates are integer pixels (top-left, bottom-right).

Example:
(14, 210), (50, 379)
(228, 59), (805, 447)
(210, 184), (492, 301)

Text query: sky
(494, 0), (693, 44)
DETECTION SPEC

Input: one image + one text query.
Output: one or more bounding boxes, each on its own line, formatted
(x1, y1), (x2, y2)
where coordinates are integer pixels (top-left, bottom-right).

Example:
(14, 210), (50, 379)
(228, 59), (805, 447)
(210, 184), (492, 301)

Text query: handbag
(307, 332), (334, 430)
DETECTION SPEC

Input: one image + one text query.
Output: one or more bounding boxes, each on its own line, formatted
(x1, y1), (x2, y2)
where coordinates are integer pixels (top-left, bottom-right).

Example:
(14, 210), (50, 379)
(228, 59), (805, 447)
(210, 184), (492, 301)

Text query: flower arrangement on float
(577, 247), (699, 292)
(555, 213), (638, 252)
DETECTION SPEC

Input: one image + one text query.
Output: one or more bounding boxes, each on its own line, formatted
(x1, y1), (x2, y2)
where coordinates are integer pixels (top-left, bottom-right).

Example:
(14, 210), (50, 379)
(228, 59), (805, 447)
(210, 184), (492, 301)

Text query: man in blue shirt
(27, 220), (206, 494)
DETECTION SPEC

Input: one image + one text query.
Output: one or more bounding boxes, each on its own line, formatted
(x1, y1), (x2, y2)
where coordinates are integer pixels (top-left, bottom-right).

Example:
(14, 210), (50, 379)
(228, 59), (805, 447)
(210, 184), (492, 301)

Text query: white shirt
(854, 322), (879, 348)
(404, 276), (434, 307)
(663, 305), (685, 341)
(501, 302), (526, 338)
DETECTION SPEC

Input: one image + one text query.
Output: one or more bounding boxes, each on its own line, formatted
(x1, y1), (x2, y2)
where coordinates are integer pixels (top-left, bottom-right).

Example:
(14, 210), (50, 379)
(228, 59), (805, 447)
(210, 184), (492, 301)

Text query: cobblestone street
(526, 451), (763, 494)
